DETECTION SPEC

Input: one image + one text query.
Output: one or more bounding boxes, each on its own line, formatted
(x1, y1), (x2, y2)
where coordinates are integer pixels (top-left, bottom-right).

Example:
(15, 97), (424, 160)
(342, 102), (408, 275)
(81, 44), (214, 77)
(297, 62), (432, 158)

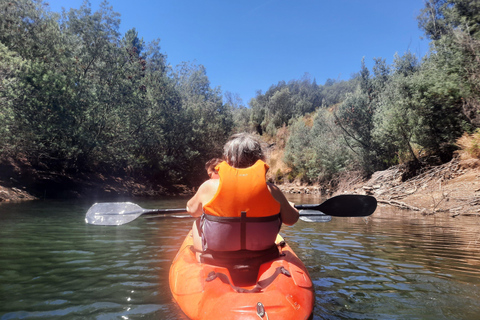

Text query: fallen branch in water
(378, 199), (421, 211)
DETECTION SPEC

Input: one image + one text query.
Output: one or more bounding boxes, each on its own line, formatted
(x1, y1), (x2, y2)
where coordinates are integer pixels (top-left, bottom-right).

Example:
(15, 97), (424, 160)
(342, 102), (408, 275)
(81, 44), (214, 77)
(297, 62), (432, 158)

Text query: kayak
(169, 230), (314, 319)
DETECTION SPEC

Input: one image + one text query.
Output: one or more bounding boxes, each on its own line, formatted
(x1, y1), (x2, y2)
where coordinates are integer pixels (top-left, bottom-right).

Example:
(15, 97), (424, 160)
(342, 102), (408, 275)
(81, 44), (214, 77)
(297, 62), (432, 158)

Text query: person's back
(201, 159), (281, 252)
(186, 133), (299, 255)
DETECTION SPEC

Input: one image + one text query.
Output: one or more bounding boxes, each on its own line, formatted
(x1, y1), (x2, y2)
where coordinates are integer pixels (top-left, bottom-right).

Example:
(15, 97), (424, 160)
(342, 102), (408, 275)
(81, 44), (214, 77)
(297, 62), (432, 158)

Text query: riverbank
(279, 156), (480, 217)
(2, 155), (480, 218)
(0, 157), (189, 202)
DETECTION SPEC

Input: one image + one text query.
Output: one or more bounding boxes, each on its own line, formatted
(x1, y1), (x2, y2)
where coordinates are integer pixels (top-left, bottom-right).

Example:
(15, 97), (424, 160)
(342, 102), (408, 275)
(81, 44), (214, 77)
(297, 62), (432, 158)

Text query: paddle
(85, 194), (376, 226)
(295, 194), (377, 217)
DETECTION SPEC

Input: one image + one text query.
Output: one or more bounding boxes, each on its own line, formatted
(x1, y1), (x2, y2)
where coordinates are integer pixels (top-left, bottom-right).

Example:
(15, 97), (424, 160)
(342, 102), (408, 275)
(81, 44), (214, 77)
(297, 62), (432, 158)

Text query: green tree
(333, 58), (381, 173)
(224, 91), (251, 133)
(418, 0), (480, 128)
(284, 109), (354, 183)
(0, 42), (26, 154)
(373, 53), (422, 164)
(172, 61), (233, 184)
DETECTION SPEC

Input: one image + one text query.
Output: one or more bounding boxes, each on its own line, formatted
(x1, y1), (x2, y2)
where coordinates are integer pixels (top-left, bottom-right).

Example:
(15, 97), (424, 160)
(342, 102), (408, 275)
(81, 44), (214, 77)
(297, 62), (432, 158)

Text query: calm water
(1, 196), (480, 319)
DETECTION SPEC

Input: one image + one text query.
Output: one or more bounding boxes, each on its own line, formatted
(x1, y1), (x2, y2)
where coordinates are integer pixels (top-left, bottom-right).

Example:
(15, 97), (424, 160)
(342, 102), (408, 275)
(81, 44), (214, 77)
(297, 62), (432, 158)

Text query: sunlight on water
(1, 199), (480, 319)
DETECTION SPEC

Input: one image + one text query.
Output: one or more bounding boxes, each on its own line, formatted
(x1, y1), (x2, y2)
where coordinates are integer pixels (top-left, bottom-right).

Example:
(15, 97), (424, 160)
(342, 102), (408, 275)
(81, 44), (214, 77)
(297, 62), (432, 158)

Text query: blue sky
(47, 0), (429, 105)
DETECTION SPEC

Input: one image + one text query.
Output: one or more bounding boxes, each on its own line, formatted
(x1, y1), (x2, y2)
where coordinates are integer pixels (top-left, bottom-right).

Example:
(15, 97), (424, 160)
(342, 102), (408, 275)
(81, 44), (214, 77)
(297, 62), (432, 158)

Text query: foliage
(333, 58), (385, 174)
(0, 0), (233, 187)
(2, 0), (480, 192)
(418, 0), (480, 127)
(249, 74), (355, 136)
(224, 91), (251, 133)
(284, 0), (480, 180)
(171, 61), (233, 184)
(284, 109), (354, 183)
(373, 52), (423, 164)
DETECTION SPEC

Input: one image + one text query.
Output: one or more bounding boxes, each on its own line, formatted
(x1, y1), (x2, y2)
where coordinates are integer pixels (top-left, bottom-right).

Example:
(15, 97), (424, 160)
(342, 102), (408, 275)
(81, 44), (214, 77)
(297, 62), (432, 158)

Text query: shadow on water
(1, 198), (480, 319)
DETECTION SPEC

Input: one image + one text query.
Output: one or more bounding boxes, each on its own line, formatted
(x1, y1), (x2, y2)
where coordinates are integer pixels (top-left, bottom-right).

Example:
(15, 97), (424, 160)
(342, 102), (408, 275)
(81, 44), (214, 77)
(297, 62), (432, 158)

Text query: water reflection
(0, 199), (479, 319)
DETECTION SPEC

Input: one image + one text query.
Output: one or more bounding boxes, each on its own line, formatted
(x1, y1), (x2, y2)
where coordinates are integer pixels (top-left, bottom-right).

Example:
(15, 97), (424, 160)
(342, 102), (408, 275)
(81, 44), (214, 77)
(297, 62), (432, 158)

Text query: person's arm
(186, 193), (203, 218)
(187, 179), (218, 218)
(267, 183), (299, 225)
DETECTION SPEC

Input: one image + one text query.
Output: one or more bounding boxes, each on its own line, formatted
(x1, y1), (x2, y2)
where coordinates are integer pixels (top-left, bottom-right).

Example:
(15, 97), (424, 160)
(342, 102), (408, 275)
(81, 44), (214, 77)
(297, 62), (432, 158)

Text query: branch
(377, 199), (421, 211)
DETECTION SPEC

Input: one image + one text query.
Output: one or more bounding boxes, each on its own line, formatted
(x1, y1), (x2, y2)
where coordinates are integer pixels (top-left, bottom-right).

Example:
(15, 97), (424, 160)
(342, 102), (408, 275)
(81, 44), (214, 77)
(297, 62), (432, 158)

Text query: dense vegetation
(254, 0), (480, 183)
(0, 0), (232, 186)
(1, 0), (479, 191)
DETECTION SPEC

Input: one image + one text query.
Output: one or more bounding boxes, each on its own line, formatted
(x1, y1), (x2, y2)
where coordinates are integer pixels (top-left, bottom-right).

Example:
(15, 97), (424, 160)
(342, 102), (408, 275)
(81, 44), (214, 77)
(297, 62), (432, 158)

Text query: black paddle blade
(295, 195), (377, 217)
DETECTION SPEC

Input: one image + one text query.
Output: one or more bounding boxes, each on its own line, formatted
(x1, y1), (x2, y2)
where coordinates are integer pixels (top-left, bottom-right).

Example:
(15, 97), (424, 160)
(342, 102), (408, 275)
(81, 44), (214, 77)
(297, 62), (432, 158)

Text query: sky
(46, 0), (429, 105)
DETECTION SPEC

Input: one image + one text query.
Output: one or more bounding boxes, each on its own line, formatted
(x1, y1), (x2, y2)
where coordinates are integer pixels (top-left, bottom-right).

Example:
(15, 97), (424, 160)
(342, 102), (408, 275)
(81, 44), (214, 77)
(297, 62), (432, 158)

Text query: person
(187, 132), (299, 258)
(205, 158), (222, 179)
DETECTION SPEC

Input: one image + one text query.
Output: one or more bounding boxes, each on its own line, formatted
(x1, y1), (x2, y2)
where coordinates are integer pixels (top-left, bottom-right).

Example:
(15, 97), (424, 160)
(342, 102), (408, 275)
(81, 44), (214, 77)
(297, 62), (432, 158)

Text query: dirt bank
(358, 156), (480, 217)
(280, 156), (480, 218)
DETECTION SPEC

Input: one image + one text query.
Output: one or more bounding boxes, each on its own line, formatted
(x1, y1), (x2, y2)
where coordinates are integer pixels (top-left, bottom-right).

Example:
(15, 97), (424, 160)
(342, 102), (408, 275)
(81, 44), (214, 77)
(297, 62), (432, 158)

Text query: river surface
(1, 195), (480, 319)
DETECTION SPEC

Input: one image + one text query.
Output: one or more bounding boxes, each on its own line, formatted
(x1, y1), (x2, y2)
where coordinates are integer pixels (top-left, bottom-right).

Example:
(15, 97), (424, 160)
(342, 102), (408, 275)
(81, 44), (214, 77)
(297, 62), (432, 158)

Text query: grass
(457, 129), (480, 159)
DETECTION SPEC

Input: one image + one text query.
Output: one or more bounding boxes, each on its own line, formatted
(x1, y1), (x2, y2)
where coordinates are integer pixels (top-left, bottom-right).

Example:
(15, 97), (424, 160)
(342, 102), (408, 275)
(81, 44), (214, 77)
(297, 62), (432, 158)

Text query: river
(1, 196), (479, 319)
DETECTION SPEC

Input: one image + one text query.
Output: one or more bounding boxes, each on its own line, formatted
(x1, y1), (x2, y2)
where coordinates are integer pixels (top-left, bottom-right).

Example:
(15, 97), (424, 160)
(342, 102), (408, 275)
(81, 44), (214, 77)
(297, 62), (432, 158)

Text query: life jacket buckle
(206, 271), (217, 282)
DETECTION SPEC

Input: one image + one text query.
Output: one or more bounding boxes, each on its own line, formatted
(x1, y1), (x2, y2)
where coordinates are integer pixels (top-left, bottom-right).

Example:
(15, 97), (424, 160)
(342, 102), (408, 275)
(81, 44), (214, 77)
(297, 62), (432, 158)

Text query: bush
(457, 130), (480, 159)
(275, 169), (283, 184)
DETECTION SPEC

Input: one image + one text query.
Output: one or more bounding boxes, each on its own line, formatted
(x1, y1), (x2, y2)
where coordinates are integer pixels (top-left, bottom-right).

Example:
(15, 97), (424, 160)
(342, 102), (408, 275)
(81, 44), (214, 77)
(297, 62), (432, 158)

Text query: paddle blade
(299, 210), (332, 223)
(85, 202), (145, 226)
(296, 195), (377, 217)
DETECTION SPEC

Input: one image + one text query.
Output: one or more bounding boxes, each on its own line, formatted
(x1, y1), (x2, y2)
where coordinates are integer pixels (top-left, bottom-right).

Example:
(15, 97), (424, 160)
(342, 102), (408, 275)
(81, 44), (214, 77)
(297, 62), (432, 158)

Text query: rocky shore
(279, 156), (480, 217)
(0, 185), (37, 202)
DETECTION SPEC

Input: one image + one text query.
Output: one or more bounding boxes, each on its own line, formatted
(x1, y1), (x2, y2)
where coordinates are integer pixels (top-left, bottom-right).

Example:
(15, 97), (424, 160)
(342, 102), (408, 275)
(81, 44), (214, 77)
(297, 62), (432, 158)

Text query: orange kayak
(169, 230), (314, 320)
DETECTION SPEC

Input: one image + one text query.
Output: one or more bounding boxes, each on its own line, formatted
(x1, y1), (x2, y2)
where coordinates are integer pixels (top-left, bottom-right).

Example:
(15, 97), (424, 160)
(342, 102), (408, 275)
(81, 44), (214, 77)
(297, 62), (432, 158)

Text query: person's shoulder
(199, 178), (219, 192)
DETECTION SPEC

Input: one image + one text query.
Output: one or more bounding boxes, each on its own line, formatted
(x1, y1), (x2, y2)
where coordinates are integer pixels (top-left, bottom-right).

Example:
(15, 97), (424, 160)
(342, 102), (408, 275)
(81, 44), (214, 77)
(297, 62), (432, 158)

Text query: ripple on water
(2, 200), (480, 319)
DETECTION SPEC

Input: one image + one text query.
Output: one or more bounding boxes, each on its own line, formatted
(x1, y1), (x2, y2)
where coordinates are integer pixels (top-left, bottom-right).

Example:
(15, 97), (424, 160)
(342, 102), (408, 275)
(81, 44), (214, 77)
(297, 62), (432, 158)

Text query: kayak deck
(169, 230), (314, 320)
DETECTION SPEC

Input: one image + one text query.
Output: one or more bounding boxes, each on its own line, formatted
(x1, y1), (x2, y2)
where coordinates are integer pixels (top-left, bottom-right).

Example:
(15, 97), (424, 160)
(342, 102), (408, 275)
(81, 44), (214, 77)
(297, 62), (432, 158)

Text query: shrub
(275, 169), (284, 184)
(456, 130), (480, 159)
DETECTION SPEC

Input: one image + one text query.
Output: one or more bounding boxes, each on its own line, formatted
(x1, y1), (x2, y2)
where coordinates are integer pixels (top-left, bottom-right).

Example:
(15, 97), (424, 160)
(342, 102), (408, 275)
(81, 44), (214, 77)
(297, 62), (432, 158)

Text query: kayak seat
(205, 265), (291, 293)
(198, 244), (280, 287)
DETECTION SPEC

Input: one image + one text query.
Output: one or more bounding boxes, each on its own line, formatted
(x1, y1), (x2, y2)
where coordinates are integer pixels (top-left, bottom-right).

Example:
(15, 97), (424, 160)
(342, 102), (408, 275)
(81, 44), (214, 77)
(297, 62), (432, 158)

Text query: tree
(284, 109), (354, 183)
(0, 0), (230, 187)
(418, 0), (480, 128)
(0, 42), (27, 154)
(172, 61), (233, 184)
(373, 53), (422, 164)
(333, 58), (381, 173)
(224, 91), (251, 133)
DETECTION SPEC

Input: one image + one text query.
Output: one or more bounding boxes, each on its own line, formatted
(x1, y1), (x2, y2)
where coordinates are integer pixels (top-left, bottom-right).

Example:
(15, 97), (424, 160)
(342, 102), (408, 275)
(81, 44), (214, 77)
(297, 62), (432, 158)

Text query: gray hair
(223, 133), (266, 168)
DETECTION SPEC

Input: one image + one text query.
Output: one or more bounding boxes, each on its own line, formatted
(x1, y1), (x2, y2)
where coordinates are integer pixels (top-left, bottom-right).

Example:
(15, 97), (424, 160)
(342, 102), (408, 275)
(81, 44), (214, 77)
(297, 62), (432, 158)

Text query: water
(1, 197), (480, 319)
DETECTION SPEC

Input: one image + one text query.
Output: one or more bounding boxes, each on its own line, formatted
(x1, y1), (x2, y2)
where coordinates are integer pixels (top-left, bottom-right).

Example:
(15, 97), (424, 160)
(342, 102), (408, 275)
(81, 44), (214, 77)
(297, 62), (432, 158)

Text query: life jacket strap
(202, 213), (281, 222)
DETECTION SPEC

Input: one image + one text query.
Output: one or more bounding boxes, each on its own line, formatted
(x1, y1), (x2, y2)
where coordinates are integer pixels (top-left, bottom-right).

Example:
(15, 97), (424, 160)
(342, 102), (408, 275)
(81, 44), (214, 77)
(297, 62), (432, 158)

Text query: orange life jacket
(200, 160), (281, 252)
(203, 160), (281, 217)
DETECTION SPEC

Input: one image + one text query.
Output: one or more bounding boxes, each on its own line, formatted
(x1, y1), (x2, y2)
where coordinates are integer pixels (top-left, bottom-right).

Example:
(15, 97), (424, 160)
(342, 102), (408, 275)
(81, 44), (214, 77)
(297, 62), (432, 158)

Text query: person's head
(205, 158), (222, 179)
(223, 133), (266, 168)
